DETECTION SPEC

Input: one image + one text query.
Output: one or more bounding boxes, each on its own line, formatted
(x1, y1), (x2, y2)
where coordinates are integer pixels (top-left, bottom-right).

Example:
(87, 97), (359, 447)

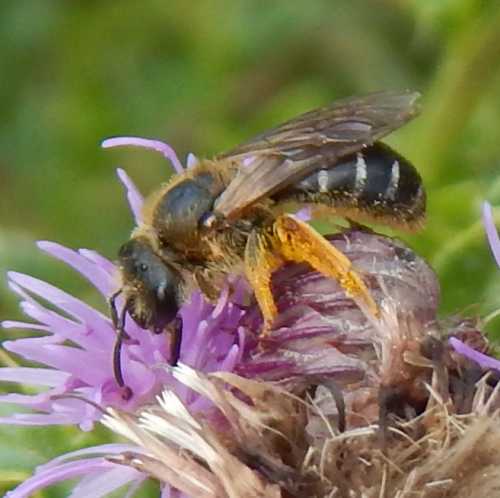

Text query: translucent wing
(214, 90), (421, 219)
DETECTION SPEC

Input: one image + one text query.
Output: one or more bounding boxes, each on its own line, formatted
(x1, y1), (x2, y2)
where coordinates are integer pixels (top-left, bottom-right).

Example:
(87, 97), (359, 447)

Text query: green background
(2, 1), (500, 496)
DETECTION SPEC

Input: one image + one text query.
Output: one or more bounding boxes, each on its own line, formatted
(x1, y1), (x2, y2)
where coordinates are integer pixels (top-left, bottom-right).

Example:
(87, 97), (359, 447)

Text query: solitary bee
(106, 91), (425, 396)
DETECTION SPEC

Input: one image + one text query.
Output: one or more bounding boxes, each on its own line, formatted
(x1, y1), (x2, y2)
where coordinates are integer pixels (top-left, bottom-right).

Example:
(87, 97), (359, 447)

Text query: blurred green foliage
(1, 1), (500, 496)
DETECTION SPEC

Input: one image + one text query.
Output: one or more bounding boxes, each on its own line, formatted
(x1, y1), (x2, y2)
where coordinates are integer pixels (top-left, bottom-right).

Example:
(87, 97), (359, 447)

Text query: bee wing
(214, 90), (420, 219)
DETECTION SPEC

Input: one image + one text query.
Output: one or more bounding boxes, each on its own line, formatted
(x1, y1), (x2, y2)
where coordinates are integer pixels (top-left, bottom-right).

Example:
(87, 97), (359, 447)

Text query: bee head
(118, 238), (181, 332)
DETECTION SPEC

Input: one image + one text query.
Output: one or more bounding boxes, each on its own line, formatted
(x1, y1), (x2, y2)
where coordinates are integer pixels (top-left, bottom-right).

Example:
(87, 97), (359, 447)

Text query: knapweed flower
(97, 202), (500, 498)
(1, 141), (249, 496)
(448, 201), (500, 373)
(3, 136), (500, 497)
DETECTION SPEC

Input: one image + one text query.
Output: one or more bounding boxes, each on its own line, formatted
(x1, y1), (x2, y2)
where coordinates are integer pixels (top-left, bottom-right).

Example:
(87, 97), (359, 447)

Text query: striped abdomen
(273, 142), (425, 229)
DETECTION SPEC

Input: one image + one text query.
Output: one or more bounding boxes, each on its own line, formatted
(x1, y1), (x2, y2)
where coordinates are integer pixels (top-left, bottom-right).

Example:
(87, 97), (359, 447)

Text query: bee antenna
(108, 290), (133, 400)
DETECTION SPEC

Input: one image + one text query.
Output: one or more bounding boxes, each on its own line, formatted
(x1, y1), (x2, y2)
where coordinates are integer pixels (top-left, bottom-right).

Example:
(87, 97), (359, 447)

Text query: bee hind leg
(272, 214), (378, 317)
(244, 214), (378, 338)
(244, 229), (283, 337)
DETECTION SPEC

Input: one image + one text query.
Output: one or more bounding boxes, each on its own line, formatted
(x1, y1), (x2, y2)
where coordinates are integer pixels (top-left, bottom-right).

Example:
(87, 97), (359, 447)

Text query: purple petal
(2, 320), (50, 332)
(102, 136), (184, 174)
(116, 168), (144, 225)
(162, 485), (191, 498)
(449, 336), (500, 371)
(217, 344), (241, 372)
(78, 249), (116, 276)
(0, 412), (83, 426)
(5, 458), (117, 498)
(0, 392), (53, 406)
(37, 241), (116, 297)
(0, 367), (70, 387)
(69, 465), (143, 498)
(8, 272), (111, 331)
(14, 300), (113, 350)
(294, 206), (312, 222)
(3, 342), (108, 384)
(38, 443), (144, 471)
(482, 201), (500, 268)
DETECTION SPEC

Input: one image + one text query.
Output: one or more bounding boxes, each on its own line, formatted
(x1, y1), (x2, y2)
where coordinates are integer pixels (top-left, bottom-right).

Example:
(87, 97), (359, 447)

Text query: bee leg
(272, 214), (378, 317)
(244, 229), (283, 335)
(168, 316), (183, 366)
(377, 384), (401, 448)
(109, 291), (133, 400)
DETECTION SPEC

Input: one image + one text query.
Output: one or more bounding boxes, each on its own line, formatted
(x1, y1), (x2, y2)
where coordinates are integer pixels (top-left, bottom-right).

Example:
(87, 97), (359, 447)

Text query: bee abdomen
(273, 142), (425, 228)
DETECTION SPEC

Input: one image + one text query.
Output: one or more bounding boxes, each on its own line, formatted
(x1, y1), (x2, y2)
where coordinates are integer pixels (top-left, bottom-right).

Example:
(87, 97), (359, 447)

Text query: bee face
(118, 238), (181, 332)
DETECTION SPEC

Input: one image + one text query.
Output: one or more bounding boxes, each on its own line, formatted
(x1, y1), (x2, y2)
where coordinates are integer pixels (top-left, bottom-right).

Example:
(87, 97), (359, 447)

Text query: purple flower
(1, 168), (246, 431)
(2, 144), (248, 497)
(482, 201), (500, 268)
(448, 201), (500, 371)
(0, 137), (453, 497)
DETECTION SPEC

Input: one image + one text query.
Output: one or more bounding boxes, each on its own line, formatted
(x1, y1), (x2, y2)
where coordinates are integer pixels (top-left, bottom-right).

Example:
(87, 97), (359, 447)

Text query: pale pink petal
(116, 168), (144, 225)
(68, 465), (143, 498)
(8, 272), (110, 329)
(102, 136), (184, 174)
(37, 241), (116, 297)
(78, 249), (116, 276)
(0, 392), (53, 406)
(38, 443), (144, 471)
(0, 413), (83, 426)
(5, 458), (116, 498)
(0, 367), (70, 386)
(449, 336), (500, 371)
(294, 206), (312, 221)
(162, 485), (190, 498)
(3, 342), (108, 384)
(482, 201), (500, 268)
(16, 301), (112, 350)
(1, 320), (50, 332)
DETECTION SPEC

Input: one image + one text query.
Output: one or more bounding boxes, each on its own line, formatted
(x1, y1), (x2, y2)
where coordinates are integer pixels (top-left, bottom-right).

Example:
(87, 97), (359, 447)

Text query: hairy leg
(244, 214), (378, 334)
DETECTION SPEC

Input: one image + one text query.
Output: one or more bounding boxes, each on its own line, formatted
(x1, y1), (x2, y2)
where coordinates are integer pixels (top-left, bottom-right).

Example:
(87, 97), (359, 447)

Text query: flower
(95, 201), (500, 497)
(4, 137), (498, 497)
(1, 142), (249, 497)
(482, 201), (500, 268)
(101, 360), (500, 498)
(448, 201), (500, 372)
(1, 168), (246, 432)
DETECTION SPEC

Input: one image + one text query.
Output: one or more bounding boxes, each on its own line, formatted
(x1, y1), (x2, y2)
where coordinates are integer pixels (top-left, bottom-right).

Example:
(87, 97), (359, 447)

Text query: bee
(106, 91), (425, 397)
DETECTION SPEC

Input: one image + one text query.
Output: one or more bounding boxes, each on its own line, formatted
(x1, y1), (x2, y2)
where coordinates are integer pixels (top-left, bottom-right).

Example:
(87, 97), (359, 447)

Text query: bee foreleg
(244, 229), (283, 336)
(109, 290), (135, 399)
(111, 301), (133, 401)
(272, 214), (378, 318)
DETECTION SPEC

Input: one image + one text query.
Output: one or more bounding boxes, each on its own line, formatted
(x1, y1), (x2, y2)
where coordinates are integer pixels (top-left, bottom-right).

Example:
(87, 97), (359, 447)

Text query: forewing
(215, 90), (420, 219)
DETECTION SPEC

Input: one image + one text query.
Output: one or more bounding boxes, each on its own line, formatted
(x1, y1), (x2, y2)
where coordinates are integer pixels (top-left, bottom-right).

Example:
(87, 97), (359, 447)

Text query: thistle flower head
(4, 139), (500, 497)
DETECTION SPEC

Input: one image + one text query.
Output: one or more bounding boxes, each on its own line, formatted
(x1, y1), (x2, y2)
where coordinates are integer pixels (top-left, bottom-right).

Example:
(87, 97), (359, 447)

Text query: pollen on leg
(244, 230), (282, 336)
(273, 214), (378, 318)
